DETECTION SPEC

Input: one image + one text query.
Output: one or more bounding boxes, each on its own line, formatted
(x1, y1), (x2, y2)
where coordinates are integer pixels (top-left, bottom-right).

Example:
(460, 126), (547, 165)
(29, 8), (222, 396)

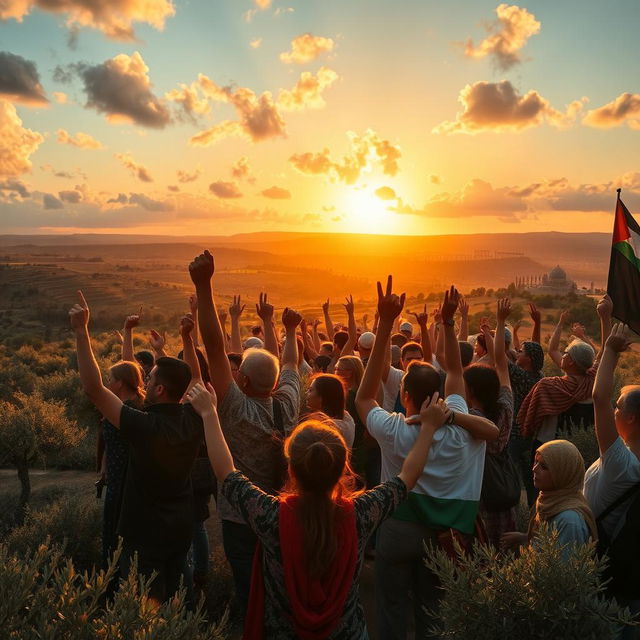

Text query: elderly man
(189, 250), (302, 619)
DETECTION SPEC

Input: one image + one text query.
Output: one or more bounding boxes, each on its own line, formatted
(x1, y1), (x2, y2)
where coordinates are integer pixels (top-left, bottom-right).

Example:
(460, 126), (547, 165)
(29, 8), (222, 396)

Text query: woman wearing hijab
(501, 439), (597, 556)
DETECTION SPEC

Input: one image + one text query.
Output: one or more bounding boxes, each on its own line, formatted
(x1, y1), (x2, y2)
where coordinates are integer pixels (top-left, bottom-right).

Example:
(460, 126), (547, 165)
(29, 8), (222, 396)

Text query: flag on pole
(607, 190), (640, 334)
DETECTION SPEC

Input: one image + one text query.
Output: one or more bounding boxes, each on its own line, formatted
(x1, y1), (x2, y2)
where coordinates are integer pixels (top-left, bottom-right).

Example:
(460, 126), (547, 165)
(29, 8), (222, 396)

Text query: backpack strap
(596, 480), (640, 523)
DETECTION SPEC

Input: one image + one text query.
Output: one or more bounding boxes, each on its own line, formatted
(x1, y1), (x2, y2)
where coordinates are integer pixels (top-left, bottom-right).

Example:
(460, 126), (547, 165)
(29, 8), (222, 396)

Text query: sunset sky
(1, 0), (639, 236)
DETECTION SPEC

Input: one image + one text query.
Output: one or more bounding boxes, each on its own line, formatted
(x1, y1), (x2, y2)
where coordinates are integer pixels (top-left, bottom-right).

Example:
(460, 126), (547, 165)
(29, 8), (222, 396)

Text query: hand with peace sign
(256, 292), (274, 322)
(376, 275), (406, 325)
(69, 290), (90, 330)
(229, 294), (245, 320)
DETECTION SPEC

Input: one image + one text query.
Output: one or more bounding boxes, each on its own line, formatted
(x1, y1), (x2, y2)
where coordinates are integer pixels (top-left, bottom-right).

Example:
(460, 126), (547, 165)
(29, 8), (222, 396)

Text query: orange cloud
(375, 186), (397, 201)
(290, 130), (401, 185)
(209, 181), (243, 198)
(464, 4), (540, 70)
(250, 38), (263, 49)
(0, 99), (44, 178)
(433, 80), (585, 134)
(277, 67), (338, 111)
(57, 129), (104, 149)
(115, 152), (153, 182)
(583, 93), (640, 129)
(280, 33), (334, 64)
(79, 52), (170, 128)
(177, 168), (200, 183)
(0, 52), (48, 106)
(231, 157), (253, 181)
(165, 82), (210, 119)
(52, 91), (68, 104)
(0, 0), (175, 40)
(262, 185), (291, 199)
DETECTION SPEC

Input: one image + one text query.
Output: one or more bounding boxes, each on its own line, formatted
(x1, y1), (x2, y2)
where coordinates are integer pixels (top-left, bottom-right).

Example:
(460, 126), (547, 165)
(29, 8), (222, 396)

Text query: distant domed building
(515, 265), (580, 294)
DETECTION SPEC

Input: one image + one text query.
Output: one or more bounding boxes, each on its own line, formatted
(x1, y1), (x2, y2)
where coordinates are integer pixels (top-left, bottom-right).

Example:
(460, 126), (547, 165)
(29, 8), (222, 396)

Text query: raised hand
(180, 315), (195, 338)
(412, 304), (429, 328)
(559, 310), (570, 326)
(312, 318), (321, 330)
(148, 329), (166, 352)
(229, 294), (245, 319)
(282, 307), (302, 330)
(597, 294), (613, 320)
(189, 250), (214, 285)
(256, 292), (274, 322)
(322, 298), (330, 313)
(418, 391), (449, 429)
(512, 320), (523, 334)
(362, 313), (369, 324)
(433, 305), (443, 325)
(343, 294), (355, 316)
(458, 296), (469, 318)
(69, 290), (90, 330)
(376, 275), (406, 324)
(529, 302), (541, 324)
(185, 381), (218, 414)
(124, 313), (141, 330)
(497, 298), (511, 323)
(189, 294), (198, 314)
(218, 309), (228, 326)
(605, 323), (631, 354)
(440, 286), (460, 325)
(113, 329), (124, 345)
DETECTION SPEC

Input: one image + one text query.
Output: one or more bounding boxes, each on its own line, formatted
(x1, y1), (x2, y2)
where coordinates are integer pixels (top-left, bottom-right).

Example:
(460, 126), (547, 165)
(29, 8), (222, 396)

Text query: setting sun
(341, 186), (398, 234)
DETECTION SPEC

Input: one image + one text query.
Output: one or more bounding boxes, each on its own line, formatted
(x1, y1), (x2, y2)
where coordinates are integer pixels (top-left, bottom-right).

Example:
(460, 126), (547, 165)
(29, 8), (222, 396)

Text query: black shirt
(118, 402), (203, 554)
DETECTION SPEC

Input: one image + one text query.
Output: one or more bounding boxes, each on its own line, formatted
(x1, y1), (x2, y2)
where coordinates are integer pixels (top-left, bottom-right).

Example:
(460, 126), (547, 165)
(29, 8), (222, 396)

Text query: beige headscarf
(527, 439), (598, 542)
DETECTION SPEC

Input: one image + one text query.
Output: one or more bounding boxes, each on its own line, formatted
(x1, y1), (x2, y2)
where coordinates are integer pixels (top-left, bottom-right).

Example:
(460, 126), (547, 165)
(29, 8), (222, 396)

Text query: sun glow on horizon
(340, 186), (401, 234)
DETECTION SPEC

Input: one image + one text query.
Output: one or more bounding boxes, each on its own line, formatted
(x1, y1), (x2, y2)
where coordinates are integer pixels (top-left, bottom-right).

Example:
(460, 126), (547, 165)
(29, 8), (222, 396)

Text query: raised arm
(189, 250), (234, 402)
(398, 393), (447, 490)
(340, 295), (357, 357)
(257, 292), (279, 358)
(511, 320), (522, 351)
(148, 329), (167, 360)
(595, 294), (613, 366)
(412, 304), (433, 363)
(189, 294), (199, 348)
(281, 307), (302, 372)
(571, 323), (597, 353)
(70, 291), (123, 427)
(356, 275), (405, 423)
(495, 298), (512, 389)
(592, 324), (631, 454)
(529, 303), (541, 345)
(301, 319), (318, 361)
(122, 311), (140, 363)
(229, 294), (244, 354)
(361, 313), (369, 332)
(442, 286), (465, 398)
(458, 296), (469, 342)
(186, 383), (235, 481)
(218, 309), (230, 353)
(312, 318), (321, 353)
(434, 306), (445, 368)
(548, 310), (569, 368)
(322, 298), (334, 341)
(453, 411), (499, 441)
(180, 315), (203, 390)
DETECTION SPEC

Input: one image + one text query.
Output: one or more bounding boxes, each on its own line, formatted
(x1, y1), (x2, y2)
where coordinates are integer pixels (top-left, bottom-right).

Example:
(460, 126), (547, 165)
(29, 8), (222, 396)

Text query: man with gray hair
(189, 250), (302, 619)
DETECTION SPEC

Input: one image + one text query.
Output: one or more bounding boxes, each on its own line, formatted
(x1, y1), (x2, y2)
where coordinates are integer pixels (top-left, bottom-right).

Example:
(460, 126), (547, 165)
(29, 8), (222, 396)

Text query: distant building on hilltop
(515, 265), (586, 295)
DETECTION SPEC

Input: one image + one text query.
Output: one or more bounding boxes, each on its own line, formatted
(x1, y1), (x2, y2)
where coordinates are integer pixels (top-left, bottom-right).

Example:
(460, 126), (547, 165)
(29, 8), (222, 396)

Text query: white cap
(358, 331), (375, 350)
(243, 336), (264, 349)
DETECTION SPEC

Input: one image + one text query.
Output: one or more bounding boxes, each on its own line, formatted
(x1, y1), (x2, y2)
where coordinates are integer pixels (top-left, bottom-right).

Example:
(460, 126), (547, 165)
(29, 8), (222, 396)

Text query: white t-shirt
(366, 394), (486, 502)
(333, 412), (355, 448)
(382, 366), (404, 412)
(584, 437), (640, 540)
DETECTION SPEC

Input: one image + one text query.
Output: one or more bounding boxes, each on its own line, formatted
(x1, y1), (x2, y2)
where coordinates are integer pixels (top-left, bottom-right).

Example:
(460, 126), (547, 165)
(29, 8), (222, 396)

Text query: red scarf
(243, 495), (358, 640)
(517, 372), (595, 438)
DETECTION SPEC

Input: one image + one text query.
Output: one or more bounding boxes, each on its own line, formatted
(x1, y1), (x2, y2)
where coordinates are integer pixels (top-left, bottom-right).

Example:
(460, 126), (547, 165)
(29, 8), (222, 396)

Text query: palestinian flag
(608, 193), (640, 334)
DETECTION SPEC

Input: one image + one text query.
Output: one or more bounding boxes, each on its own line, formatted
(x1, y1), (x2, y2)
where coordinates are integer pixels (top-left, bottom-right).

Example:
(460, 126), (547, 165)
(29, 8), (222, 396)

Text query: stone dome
(549, 265), (567, 282)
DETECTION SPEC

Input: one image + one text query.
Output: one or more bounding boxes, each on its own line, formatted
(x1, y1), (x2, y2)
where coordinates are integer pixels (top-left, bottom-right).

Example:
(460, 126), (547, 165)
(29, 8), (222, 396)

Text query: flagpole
(617, 187), (622, 201)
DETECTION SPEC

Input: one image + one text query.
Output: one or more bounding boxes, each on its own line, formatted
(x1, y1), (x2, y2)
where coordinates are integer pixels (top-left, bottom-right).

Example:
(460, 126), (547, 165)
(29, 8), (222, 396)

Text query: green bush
(559, 426), (600, 469)
(6, 493), (102, 573)
(425, 525), (636, 639)
(0, 542), (227, 639)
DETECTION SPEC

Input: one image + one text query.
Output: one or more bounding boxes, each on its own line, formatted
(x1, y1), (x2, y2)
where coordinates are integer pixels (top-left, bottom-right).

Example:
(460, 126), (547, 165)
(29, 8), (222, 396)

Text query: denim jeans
(375, 517), (441, 640)
(222, 519), (258, 618)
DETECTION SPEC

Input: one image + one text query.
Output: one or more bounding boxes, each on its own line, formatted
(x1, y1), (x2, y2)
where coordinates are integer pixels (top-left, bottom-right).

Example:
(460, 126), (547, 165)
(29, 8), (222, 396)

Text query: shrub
(425, 525), (635, 639)
(0, 542), (228, 639)
(6, 493), (102, 573)
(559, 426), (600, 469)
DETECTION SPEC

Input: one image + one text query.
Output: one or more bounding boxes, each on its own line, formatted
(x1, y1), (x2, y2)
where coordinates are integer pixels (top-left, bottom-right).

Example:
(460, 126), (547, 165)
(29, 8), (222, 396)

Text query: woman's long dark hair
(311, 374), (346, 420)
(282, 419), (361, 579)
(463, 363), (500, 423)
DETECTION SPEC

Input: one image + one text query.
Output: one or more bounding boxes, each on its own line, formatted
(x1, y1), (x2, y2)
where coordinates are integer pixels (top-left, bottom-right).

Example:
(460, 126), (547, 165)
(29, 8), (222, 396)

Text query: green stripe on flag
(614, 241), (640, 271)
(392, 491), (479, 534)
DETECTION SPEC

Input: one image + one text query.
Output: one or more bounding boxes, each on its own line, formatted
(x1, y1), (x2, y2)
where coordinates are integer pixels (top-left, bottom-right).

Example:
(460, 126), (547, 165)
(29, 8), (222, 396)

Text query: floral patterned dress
(222, 471), (407, 639)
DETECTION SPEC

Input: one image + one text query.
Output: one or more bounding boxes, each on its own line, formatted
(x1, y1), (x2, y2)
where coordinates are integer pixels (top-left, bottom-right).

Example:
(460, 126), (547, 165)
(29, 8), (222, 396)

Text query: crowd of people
(69, 248), (640, 639)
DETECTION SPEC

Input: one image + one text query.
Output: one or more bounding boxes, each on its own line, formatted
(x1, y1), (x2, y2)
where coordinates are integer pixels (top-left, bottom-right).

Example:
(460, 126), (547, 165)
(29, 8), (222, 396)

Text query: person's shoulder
(553, 509), (586, 526)
(278, 368), (300, 387)
(445, 393), (468, 414)
(603, 437), (640, 470)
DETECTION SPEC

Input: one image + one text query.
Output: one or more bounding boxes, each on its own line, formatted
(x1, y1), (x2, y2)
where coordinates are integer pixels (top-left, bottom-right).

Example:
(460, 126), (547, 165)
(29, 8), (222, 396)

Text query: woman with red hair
(185, 381), (448, 639)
